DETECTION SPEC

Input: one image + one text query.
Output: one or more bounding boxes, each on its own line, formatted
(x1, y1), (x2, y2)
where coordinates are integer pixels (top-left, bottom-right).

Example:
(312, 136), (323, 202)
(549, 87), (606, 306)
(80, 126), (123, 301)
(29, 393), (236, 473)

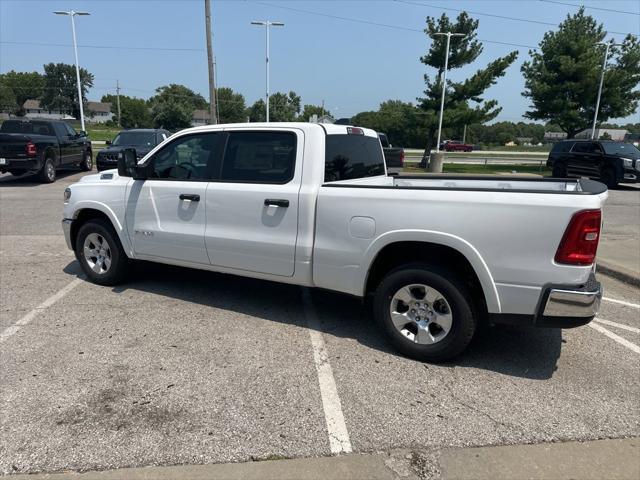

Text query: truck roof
(183, 122), (378, 138)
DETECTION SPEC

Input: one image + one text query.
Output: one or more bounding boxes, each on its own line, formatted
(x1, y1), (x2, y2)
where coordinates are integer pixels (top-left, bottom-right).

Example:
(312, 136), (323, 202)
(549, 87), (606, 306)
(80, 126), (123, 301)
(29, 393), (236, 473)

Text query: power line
(256, 1), (539, 49)
(395, 0), (637, 37)
(0, 41), (204, 52)
(539, 0), (640, 16)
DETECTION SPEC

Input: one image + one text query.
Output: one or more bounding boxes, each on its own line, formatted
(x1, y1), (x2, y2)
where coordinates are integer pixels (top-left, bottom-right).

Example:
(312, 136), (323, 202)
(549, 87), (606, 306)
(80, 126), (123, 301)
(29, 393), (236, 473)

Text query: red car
(441, 140), (474, 152)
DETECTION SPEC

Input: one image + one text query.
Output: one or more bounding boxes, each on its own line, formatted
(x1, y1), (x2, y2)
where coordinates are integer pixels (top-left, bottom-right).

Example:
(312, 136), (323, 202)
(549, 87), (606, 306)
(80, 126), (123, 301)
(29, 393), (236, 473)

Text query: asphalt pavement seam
(301, 288), (353, 455)
(0, 277), (84, 343)
(589, 322), (640, 354)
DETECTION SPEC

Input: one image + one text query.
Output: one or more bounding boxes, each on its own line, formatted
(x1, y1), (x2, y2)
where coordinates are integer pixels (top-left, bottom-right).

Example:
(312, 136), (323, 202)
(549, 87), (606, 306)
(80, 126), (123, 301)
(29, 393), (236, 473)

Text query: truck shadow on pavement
(0, 170), (80, 186)
(63, 260), (562, 381)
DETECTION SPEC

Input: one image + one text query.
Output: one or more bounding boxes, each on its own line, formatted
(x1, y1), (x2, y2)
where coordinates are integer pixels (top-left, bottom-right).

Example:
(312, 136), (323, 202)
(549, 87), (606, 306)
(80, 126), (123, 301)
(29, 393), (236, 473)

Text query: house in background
(22, 100), (72, 120)
(192, 109), (210, 127)
(86, 102), (113, 124)
(543, 131), (567, 143)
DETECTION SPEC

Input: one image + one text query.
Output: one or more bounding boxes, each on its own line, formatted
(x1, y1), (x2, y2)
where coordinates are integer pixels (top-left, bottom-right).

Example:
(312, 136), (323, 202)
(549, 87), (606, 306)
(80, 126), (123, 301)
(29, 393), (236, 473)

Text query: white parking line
(589, 322), (640, 354)
(594, 318), (640, 334)
(301, 288), (352, 455)
(0, 278), (83, 343)
(602, 297), (640, 309)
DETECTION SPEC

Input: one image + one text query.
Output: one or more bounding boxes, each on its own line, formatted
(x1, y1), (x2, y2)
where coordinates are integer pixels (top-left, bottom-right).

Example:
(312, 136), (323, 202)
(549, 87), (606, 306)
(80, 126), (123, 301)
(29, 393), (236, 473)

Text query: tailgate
(0, 133), (30, 157)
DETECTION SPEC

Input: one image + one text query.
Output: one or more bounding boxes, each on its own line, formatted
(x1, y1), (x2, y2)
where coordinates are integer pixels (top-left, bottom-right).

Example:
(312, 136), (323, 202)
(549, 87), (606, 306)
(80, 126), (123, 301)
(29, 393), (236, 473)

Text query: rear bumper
(62, 218), (74, 250)
(491, 273), (602, 328)
(0, 157), (43, 172)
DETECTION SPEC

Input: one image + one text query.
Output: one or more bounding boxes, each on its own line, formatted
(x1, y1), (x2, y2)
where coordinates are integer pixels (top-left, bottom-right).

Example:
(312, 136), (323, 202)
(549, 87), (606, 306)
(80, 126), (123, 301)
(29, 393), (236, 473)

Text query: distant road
(405, 148), (548, 157)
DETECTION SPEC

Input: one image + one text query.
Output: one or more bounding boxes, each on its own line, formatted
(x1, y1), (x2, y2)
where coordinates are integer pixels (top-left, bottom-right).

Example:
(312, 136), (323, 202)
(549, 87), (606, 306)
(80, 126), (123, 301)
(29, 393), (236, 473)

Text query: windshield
(601, 142), (640, 159)
(112, 131), (156, 147)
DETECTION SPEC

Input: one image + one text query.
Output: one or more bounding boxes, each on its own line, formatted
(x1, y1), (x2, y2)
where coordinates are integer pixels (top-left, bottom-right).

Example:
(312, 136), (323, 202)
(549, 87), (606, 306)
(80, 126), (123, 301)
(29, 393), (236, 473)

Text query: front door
(62, 123), (83, 163)
(125, 131), (225, 265)
(205, 129), (301, 277)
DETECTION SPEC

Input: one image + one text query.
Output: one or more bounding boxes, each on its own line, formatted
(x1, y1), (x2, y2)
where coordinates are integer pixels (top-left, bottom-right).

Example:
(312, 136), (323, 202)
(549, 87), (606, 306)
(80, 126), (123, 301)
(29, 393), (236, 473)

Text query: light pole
(591, 41), (623, 140)
(251, 20), (284, 122)
(433, 32), (466, 152)
(54, 10), (90, 131)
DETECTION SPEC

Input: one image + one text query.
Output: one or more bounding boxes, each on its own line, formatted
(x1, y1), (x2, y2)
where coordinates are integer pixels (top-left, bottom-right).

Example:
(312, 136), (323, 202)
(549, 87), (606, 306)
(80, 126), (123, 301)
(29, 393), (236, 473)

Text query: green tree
(299, 104), (331, 121)
(101, 94), (152, 128)
(40, 63), (93, 120)
(521, 8), (640, 138)
(248, 91), (301, 122)
(352, 100), (425, 147)
(419, 12), (518, 158)
(217, 87), (246, 123)
(0, 71), (44, 115)
(149, 84), (206, 130)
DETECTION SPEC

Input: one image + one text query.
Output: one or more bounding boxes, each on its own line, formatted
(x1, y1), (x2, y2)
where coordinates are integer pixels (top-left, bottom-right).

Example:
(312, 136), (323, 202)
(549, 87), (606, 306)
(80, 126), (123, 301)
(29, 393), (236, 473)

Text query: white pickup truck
(62, 123), (606, 361)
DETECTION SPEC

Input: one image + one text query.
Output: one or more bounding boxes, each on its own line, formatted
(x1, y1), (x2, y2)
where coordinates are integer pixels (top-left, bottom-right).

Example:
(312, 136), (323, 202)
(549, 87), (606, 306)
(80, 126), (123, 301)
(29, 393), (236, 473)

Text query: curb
(597, 260), (640, 288)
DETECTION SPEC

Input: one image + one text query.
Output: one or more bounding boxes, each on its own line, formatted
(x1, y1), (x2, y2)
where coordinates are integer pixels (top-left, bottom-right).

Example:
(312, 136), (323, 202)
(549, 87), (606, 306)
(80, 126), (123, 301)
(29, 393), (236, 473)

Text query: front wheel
(373, 263), (477, 362)
(75, 219), (128, 286)
(80, 151), (93, 171)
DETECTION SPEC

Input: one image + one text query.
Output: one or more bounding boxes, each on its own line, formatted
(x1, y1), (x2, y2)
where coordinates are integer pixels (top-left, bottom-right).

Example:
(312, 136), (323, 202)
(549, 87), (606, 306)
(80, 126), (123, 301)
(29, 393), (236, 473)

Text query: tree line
(1, 7), (638, 143)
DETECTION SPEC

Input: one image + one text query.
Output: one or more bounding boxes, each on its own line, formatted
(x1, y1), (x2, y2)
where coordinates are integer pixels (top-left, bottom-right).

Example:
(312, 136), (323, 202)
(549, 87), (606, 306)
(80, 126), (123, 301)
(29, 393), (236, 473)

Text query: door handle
(264, 199), (289, 208)
(179, 194), (200, 201)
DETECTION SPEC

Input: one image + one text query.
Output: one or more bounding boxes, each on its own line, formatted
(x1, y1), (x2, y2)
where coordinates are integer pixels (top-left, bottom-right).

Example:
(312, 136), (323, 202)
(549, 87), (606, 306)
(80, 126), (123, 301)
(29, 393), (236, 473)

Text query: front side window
(64, 123), (77, 137)
(325, 134), (386, 182)
(147, 132), (225, 181)
(220, 131), (297, 184)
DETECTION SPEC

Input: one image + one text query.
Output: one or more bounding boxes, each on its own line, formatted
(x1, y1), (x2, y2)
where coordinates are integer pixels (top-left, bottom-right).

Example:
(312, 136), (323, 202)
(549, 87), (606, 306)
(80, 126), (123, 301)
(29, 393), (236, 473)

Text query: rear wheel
(75, 219), (128, 286)
(38, 157), (56, 183)
(552, 161), (567, 178)
(600, 167), (618, 189)
(373, 263), (477, 362)
(80, 151), (93, 171)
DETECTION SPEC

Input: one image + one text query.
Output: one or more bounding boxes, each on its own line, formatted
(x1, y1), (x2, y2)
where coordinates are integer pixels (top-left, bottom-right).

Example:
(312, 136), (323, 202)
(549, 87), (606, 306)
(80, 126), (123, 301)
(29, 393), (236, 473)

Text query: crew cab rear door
(204, 128), (302, 277)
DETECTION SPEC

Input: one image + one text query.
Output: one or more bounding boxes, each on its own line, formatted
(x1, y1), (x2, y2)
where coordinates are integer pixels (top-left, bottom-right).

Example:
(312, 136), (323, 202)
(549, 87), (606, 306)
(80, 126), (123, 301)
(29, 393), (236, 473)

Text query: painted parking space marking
(0, 277), (84, 343)
(602, 297), (640, 309)
(594, 318), (640, 334)
(302, 288), (352, 455)
(589, 322), (640, 354)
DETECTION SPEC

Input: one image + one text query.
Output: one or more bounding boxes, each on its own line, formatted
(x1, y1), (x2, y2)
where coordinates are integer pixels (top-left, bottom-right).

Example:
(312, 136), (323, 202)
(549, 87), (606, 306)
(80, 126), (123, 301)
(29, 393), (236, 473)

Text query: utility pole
(116, 80), (121, 128)
(205, 0), (218, 124)
(433, 32), (466, 152)
(591, 41), (622, 139)
(462, 124), (467, 143)
(321, 99), (325, 118)
(53, 10), (90, 131)
(251, 20), (285, 122)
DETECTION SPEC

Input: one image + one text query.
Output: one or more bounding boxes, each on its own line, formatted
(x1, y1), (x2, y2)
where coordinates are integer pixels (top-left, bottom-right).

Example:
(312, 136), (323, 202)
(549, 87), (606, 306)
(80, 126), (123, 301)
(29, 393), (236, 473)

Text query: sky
(0, 0), (639, 123)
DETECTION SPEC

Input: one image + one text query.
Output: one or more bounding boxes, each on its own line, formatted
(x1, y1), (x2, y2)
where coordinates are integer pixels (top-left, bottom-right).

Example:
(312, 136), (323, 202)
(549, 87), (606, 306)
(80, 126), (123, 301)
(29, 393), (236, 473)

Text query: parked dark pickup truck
(0, 119), (92, 182)
(378, 133), (404, 174)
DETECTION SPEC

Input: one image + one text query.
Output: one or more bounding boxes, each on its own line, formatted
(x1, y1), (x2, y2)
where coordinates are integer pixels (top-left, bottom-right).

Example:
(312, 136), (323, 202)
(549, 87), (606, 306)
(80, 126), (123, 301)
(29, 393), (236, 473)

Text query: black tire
(80, 151), (93, 171)
(552, 161), (567, 178)
(38, 157), (56, 183)
(75, 219), (128, 286)
(373, 263), (477, 362)
(600, 167), (618, 189)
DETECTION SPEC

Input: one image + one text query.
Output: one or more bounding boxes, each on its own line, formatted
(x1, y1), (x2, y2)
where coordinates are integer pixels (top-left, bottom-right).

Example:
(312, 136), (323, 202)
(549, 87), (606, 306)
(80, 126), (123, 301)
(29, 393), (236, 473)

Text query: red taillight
(555, 210), (602, 265)
(26, 141), (37, 156)
(400, 150), (405, 166)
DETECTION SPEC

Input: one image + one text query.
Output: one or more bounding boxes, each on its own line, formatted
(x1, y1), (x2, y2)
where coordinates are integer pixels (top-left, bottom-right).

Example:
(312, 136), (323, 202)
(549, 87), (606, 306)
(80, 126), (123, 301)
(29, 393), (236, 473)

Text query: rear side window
(221, 131), (297, 184)
(551, 141), (573, 153)
(325, 134), (386, 182)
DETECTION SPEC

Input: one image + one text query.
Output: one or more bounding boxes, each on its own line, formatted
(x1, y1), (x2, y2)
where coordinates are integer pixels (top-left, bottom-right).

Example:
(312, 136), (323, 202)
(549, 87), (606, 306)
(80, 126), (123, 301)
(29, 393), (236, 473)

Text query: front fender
(359, 229), (501, 313)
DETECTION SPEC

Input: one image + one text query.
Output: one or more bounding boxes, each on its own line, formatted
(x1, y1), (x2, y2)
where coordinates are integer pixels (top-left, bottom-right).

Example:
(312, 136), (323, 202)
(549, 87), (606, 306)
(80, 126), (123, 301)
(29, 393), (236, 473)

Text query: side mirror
(105, 139), (112, 145)
(118, 148), (144, 179)
(78, 130), (87, 137)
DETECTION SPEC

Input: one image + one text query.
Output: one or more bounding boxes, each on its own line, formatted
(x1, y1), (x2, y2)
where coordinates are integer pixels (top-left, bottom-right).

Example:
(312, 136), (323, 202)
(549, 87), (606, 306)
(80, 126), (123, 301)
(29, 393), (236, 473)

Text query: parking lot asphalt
(1, 170), (639, 477)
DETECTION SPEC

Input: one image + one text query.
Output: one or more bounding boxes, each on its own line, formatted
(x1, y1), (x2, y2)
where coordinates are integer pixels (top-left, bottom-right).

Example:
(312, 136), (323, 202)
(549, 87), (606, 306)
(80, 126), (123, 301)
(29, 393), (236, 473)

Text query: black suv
(97, 129), (170, 171)
(547, 139), (640, 188)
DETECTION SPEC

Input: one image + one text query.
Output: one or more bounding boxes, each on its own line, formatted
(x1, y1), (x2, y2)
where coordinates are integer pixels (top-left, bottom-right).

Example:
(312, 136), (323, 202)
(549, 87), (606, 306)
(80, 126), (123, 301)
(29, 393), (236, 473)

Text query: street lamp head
(251, 21), (266, 25)
(53, 11), (69, 15)
(271, 22), (285, 26)
(74, 12), (90, 16)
